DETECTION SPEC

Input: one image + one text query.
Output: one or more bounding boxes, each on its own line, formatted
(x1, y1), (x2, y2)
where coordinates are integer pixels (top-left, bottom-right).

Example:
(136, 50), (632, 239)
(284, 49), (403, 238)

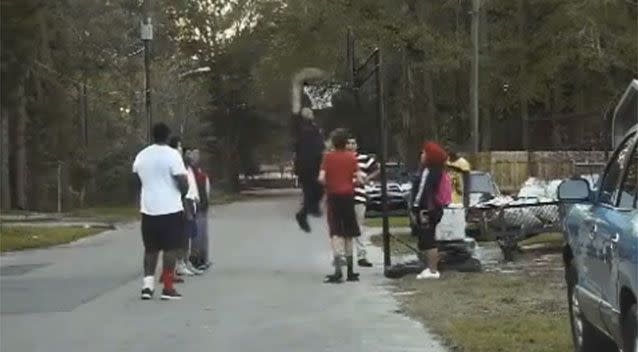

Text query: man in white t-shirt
(132, 123), (188, 301)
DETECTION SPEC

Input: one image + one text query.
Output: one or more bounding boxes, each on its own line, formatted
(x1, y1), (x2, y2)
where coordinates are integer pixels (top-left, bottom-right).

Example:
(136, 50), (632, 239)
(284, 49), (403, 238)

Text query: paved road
(1, 190), (446, 352)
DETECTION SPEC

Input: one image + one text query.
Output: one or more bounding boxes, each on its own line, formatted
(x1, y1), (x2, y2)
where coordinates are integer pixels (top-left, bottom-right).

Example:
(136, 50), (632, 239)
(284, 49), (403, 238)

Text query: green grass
(71, 206), (140, 223)
(519, 232), (564, 249)
(370, 227), (571, 351)
(365, 216), (410, 228)
(68, 193), (246, 222)
(370, 232), (416, 256)
(210, 193), (247, 205)
(0, 226), (104, 252)
(396, 271), (571, 352)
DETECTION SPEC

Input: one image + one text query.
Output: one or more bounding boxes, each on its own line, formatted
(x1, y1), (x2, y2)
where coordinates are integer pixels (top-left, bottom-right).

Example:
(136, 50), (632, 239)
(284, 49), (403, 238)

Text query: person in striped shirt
(346, 137), (379, 267)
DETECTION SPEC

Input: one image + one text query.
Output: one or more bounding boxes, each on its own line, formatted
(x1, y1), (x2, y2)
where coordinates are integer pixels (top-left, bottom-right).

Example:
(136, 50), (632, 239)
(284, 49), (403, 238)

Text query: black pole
(375, 49), (391, 268)
(348, 32), (391, 269)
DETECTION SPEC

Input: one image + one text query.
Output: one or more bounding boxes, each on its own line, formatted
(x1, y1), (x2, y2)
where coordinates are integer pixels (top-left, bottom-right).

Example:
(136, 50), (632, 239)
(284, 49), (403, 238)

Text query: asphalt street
(1, 190), (446, 352)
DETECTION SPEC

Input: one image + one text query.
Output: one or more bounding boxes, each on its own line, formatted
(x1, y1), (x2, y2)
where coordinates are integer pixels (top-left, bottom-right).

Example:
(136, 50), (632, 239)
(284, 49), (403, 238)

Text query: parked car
(464, 171), (502, 239)
(407, 170), (501, 240)
(558, 124), (637, 352)
(366, 162), (411, 214)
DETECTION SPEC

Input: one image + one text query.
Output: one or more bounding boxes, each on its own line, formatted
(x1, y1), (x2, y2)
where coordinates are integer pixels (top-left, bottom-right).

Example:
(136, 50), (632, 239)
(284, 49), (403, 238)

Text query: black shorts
(326, 194), (360, 238)
(141, 212), (184, 251)
(416, 208), (443, 251)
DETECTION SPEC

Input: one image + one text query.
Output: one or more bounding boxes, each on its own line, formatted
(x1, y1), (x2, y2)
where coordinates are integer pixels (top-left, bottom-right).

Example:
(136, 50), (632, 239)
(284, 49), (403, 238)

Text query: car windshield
(384, 164), (409, 183)
(469, 174), (496, 194)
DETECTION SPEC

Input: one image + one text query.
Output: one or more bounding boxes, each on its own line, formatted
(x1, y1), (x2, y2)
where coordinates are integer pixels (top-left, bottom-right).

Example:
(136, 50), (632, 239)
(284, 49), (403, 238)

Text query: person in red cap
(409, 141), (452, 279)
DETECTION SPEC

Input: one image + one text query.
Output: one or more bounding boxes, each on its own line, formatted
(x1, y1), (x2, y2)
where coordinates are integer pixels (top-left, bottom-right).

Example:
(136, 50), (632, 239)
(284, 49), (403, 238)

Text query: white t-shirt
(132, 144), (188, 216)
(185, 167), (200, 202)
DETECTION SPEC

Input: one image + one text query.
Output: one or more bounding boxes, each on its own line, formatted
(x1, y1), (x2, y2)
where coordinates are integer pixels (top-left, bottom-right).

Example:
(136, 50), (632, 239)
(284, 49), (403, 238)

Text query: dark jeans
(298, 175), (323, 217)
(416, 207), (443, 251)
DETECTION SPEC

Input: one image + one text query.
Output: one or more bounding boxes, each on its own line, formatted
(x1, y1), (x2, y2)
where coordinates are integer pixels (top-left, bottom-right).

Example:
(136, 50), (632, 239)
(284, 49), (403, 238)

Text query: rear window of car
(469, 174), (496, 194)
(600, 132), (637, 206)
(618, 144), (638, 209)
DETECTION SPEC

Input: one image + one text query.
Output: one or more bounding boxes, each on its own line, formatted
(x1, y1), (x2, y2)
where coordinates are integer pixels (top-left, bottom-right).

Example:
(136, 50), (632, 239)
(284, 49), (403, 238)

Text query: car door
(597, 137), (638, 339)
(587, 132), (637, 332)
(575, 133), (636, 327)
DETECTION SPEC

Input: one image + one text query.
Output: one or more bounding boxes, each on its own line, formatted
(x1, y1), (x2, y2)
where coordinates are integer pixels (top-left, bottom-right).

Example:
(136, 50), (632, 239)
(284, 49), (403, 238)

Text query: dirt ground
(373, 233), (572, 352)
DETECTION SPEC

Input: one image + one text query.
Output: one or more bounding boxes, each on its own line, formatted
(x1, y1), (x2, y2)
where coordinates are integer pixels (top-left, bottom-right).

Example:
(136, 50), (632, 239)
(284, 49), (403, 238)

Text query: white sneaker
(416, 268), (441, 280)
(186, 261), (203, 275)
(176, 261), (195, 276)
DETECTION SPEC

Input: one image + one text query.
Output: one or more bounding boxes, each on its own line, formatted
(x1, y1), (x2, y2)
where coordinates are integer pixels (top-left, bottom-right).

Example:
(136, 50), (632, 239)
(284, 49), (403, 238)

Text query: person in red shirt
(318, 128), (364, 283)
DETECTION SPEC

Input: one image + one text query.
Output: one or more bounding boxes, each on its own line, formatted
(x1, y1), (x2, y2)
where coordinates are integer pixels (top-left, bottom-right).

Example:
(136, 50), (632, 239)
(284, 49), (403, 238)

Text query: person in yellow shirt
(446, 150), (471, 205)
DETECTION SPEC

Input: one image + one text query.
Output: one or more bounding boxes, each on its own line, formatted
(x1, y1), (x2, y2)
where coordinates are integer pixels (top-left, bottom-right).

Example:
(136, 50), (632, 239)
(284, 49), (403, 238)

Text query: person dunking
(410, 141), (452, 280)
(293, 107), (325, 232)
(346, 137), (378, 267)
(133, 123), (188, 300)
(319, 128), (363, 283)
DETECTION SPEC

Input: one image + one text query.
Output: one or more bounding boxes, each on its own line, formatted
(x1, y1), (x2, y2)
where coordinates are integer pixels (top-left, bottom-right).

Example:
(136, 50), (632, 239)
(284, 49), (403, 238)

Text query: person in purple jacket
(410, 141), (452, 280)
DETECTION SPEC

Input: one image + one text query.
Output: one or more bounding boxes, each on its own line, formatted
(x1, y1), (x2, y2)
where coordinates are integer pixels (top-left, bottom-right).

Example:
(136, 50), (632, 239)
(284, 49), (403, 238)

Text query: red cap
(422, 141), (448, 167)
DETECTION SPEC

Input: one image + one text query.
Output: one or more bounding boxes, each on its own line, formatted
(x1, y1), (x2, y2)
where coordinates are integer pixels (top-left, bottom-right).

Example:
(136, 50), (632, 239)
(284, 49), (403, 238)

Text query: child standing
(410, 141), (452, 280)
(319, 129), (363, 283)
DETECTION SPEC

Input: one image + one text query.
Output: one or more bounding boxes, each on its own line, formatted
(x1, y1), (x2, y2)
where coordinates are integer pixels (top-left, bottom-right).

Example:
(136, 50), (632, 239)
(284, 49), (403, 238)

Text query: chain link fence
(475, 201), (566, 261)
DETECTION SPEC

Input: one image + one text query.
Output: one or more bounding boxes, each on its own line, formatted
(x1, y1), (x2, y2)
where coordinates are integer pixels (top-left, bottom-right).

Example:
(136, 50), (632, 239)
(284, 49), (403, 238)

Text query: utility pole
(471, 0), (480, 153)
(141, 0), (153, 143)
(82, 82), (88, 147)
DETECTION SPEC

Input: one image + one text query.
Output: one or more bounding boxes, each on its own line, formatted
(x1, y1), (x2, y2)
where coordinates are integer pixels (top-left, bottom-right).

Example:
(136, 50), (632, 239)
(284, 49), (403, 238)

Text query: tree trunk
(481, 107), (492, 151)
(423, 69), (438, 141)
(518, 0), (529, 150)
(1, 107), (10, 209)
(14, 79), (28, 209)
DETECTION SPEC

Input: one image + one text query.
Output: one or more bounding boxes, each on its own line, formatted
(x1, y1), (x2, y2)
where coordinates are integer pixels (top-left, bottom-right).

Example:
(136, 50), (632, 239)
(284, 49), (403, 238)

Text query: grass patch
(520, 232), (564, 249)
(69, 193), (246, 222)
(370, 232), (417, 256)
(396, 272), (571, 352)
(71, 206), (139, 223)
(0, 226), (104, 252)
(369, 223), (571, 351)
(390, 252), (570, 352)
(365, 216), (410, 228)
(210, 193), (246, 205)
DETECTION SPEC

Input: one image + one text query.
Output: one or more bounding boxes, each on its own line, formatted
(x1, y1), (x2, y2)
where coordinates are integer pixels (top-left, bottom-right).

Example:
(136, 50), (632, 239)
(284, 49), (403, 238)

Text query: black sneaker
(295, 212), (311, 233)
(358, 258), (373, 267)
(346, 273), (360, 282)
(160, 288), (182, 301)
(141, 288), (154, 300)
(323, 273), (343, 284)
(197, 262), (212, 271)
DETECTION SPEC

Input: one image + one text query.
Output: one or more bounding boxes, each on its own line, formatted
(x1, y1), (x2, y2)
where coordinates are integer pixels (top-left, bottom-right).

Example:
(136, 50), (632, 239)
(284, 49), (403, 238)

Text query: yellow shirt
(447, 157), (471, 204)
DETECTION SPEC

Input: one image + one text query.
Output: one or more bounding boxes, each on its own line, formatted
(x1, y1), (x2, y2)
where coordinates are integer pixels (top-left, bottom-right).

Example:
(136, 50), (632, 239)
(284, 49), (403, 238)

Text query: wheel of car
(622, 302), (637, 352)
(566, 263), (618, 352)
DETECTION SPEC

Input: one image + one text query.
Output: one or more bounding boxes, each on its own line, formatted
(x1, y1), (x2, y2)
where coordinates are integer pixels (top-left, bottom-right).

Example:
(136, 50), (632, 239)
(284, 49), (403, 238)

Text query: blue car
(559, 124), (638, 352)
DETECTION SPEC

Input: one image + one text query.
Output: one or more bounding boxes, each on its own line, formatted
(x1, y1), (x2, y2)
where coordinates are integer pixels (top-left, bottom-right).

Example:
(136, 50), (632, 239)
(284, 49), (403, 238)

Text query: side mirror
(558, 178), (591, 202)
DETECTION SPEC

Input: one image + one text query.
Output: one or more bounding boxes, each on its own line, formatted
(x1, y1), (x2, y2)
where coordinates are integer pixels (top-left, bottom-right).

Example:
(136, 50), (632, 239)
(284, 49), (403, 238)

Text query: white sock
(143, 276), (154, 290)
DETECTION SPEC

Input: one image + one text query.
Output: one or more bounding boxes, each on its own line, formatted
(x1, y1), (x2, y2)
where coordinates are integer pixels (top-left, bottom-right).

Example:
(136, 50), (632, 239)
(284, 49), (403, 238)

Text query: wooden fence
(467, 151), (608, 194)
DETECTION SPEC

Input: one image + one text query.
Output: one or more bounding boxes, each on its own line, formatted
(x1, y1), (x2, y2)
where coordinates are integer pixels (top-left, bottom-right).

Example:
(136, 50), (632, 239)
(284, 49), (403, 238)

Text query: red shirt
(321, 150), (358, 195)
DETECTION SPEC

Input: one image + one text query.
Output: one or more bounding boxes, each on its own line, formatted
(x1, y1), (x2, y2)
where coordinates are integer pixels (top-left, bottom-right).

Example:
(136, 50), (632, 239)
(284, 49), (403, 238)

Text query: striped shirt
(355, 153), (377, 204)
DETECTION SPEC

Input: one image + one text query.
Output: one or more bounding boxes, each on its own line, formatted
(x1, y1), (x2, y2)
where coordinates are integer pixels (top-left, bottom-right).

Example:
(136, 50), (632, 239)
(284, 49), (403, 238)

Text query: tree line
(1, 0), (636, 210)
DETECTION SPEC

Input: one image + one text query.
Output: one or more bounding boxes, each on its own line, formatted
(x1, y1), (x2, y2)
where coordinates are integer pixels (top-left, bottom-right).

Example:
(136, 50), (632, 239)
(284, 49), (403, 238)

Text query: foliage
(1, 0), (636, 209)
